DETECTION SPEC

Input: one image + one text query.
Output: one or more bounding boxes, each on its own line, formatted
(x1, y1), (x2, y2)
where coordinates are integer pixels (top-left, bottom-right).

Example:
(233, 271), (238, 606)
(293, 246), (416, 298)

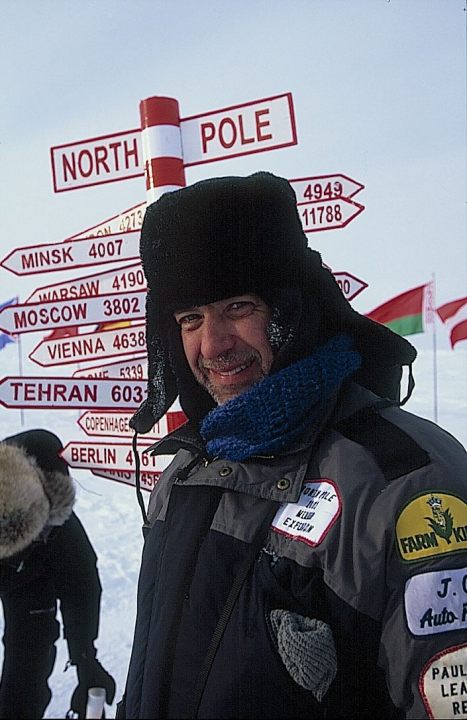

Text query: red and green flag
(366, 284), (427, 337)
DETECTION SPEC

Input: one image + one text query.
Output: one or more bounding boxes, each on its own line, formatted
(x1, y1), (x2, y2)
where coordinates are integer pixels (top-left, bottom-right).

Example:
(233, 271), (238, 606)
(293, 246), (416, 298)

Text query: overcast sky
(0, 0), (465, 362)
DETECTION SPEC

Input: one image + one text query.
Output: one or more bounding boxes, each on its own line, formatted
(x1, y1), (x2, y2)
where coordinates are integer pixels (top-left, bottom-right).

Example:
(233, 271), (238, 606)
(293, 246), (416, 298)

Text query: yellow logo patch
(396, 492), (467, 562)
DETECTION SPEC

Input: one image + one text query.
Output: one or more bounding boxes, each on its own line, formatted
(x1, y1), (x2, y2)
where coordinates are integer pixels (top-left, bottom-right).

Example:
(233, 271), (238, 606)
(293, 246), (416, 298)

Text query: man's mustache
(199, 351), (260, 372)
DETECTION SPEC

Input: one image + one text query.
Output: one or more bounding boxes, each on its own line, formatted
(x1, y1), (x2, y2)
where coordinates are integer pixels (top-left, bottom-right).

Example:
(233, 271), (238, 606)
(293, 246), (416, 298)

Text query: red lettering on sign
(238, 115), (254, 145)
(201, 122), (216, 154)
(94, 146), (111, 175)
(124, 138), (139, 169)
(78, 150), (93, 178)
(218, 118), (236, 149)
(255, 109), (272, 141)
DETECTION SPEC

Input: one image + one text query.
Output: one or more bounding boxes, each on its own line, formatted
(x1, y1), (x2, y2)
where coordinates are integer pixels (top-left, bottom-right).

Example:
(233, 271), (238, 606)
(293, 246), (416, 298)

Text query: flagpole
(430, 274), (438, 424)
(17, 333), (25, 428)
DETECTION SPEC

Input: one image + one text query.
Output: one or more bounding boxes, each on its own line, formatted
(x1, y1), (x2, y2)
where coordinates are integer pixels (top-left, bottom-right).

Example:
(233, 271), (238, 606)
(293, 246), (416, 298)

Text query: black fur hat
(130, 172), (417, 433)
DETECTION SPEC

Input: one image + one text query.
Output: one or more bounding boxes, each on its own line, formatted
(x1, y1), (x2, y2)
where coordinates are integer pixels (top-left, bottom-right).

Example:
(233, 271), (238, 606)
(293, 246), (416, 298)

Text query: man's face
(174, 294), (274, 404)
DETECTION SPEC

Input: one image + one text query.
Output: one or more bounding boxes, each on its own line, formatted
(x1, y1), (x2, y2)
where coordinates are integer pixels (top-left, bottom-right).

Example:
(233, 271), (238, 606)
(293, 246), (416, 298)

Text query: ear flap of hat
(298, 249), (417, 400)
(129, 289), (179, 434)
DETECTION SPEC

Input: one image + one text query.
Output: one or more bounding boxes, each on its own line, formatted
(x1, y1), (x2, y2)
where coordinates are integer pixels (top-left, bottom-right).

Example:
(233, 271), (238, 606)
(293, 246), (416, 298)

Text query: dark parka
(120, 173), (467, 719)
(0, 430), (103, 719)
(121, 383), (467, 719)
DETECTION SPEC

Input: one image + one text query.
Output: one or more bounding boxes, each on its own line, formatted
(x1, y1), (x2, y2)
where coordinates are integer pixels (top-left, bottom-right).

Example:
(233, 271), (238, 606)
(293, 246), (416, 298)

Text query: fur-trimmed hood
(0, 430), (75, 559)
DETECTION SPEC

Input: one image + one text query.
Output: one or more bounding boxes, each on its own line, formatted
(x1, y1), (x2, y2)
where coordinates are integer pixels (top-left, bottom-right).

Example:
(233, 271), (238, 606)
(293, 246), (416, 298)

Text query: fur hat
(0, 430), (75, 559)
(130, 172), (417, 433)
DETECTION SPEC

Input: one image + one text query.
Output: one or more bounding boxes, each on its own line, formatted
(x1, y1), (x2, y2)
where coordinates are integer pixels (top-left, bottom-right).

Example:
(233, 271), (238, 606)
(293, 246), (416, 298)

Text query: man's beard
(194, 350), (266, 404)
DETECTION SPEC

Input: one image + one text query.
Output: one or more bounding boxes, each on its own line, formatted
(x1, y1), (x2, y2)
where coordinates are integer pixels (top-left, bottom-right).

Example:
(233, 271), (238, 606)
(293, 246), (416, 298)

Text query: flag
(366, 284), (427, 336)
(46, 326), (79, 340)
(437, 296), (467, 349)
(96, 320), (132, 332)
(0, 297), (18, 350)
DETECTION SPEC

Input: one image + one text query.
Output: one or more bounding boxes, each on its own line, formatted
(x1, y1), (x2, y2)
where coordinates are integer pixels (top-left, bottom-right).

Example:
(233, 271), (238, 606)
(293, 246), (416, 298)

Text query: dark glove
(69, 656), (116, 719)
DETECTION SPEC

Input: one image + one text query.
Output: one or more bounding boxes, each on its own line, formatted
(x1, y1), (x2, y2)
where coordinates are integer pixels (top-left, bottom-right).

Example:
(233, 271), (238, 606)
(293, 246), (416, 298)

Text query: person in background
(119, 172), (467, 719)
(0, 429), (115, 719)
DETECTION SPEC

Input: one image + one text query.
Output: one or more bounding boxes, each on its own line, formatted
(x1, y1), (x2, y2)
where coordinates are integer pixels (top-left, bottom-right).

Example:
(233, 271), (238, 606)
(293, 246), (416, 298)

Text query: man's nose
(200, 316), (235, 359)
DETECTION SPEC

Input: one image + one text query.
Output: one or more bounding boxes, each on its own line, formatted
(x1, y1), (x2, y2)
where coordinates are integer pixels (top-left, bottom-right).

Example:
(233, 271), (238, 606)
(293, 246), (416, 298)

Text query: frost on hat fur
(0, 430), (75, 559)
(131, 172), (417, 433)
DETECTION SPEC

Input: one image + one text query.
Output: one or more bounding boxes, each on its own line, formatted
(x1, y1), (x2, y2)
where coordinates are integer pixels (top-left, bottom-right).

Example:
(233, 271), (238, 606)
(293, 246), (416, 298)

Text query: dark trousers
(0, 575), (59, 719)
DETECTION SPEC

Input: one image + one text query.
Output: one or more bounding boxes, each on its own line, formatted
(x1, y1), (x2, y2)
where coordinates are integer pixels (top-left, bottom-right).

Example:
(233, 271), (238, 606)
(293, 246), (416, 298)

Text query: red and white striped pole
(139, 96), (186, 204)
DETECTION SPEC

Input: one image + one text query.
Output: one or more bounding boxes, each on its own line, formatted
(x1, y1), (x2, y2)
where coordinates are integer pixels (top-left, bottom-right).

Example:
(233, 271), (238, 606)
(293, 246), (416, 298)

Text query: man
(120, 172), (467, 719)
(0, 429), (115, 719)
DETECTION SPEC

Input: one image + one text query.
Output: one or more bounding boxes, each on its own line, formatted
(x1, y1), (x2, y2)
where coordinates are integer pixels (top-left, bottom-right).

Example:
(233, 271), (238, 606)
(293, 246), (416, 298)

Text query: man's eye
(177, 314), (202, 329)
(225, 301), (256, 318)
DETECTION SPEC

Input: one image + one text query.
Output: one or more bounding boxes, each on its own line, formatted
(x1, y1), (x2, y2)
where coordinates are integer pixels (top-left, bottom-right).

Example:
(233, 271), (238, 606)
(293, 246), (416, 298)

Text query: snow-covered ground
(0, 342), (465, 718)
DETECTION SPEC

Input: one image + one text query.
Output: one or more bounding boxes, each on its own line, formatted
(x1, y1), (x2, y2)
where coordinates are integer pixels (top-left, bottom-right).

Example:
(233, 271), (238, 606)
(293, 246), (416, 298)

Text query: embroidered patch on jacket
(404, 566), (467, 636)
(396, 492), (467, 563)
(271, 480), (341, 546)
(419, 643), (467, 719)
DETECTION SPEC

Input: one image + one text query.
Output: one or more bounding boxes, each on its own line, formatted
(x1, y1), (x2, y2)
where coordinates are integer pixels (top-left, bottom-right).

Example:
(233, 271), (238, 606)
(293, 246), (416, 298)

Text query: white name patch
(405, 566), (467, 636)
(420, 644), (467, 719)
(271, 480), (341, 546)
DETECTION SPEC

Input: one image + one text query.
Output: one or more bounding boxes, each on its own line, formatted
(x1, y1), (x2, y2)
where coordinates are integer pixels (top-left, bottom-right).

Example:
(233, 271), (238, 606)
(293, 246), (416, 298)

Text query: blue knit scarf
(200, 334), (361, 461)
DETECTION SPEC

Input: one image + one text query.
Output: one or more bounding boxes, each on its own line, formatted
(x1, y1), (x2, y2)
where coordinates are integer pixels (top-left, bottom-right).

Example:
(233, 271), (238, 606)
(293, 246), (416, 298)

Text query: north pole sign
(0, 291), (145, 334)
(0, 376), (146, 410)
(50, 92), (297, 192)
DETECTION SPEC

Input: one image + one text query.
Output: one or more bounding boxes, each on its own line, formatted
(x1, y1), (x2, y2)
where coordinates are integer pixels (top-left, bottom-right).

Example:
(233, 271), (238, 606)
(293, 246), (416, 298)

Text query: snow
(0, 342), (465, 718)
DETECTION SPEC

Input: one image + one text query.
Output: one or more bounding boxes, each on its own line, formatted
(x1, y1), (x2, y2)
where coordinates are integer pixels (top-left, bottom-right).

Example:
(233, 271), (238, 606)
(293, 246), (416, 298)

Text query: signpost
(78, 409), (185, 438)
(26, 263), (144, 304)
(0, 89), (370, 497)
(0, 290), (145, 334)
(67, 203), (146, 240)
(50, 92), (297, 192)
(91, 468), (161, 492)
(78, 410), (166, 439)
(61, 441), (172, 473)
(290, 174), (364, 203)
(298, 197), (365, 233)
(333, 272), (368, 301)
(1, 231), (139, 276)
(0, 376), (146, 410)
(73, 356), (147, 380)
(29, 323), (146, 367)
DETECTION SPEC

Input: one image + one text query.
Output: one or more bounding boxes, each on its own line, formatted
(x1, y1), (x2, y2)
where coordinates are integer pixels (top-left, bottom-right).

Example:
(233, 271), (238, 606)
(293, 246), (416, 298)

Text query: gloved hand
(69, 656), (116, 719)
